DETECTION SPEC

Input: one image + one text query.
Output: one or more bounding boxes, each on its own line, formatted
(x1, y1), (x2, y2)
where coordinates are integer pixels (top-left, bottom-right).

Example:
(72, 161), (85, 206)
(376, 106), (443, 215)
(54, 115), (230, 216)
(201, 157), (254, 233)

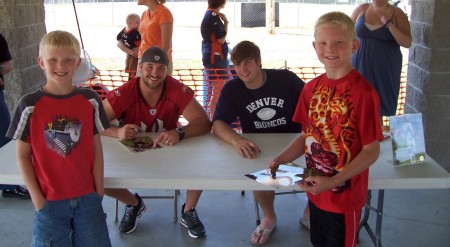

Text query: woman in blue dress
(351, 0), (411, 128)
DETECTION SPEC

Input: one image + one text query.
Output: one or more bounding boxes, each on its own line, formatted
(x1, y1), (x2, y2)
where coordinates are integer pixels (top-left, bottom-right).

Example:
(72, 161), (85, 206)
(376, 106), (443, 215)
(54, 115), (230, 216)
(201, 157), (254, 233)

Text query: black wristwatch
(175, 127), (185, 141)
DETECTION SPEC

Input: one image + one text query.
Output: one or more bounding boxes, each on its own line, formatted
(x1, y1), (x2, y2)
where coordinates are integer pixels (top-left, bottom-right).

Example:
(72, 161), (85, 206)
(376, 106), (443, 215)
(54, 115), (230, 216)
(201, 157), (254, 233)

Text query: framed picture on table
(389, 113), (426, 166)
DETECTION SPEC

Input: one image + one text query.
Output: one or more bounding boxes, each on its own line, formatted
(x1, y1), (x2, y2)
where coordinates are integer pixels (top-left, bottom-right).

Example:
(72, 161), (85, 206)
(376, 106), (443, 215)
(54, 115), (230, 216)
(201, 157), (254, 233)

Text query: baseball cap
(140, 46), (169, 66)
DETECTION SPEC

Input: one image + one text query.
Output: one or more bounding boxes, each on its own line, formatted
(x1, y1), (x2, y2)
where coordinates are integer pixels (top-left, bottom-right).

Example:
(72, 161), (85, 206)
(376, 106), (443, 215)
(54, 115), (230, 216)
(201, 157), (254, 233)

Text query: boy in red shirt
(269, 12), (384, 247)
(7, 30), (111, 246)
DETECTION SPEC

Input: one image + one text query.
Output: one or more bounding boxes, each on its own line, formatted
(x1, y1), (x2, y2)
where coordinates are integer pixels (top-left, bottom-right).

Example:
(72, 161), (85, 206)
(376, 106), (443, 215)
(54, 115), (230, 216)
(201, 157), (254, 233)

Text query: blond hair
(126, 13), (140, 24)
(314, 11), (356, 39)
(39, 30), (81, 57)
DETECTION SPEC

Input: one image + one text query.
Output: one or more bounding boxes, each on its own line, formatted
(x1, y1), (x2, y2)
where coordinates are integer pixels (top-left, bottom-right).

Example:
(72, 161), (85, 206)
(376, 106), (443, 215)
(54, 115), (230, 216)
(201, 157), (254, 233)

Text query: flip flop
(250, 224), (276, 246)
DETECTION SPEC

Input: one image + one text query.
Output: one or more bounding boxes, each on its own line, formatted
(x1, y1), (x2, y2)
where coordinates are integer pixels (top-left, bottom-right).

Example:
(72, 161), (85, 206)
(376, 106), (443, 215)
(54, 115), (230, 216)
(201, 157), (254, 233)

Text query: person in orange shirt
(137, 0), (174, 75)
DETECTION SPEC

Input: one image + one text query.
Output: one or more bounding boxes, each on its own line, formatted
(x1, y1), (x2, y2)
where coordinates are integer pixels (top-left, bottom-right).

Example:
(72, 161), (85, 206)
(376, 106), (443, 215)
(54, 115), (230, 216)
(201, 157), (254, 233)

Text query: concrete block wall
(0, 0), (46, 114)
(406, 0), (450, 170)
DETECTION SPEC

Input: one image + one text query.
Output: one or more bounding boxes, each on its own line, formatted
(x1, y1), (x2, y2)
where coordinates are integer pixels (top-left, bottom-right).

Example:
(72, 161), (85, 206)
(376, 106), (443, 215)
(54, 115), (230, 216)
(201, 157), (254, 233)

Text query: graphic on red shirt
(294, 70), (383, 213)
(304, 80), (354, 192)
(44, 116), (82, 157)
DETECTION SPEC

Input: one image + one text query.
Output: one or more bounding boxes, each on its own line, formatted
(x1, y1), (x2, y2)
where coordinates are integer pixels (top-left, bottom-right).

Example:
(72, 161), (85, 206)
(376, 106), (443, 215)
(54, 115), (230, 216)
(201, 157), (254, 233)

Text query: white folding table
(1, 133), (449, 247)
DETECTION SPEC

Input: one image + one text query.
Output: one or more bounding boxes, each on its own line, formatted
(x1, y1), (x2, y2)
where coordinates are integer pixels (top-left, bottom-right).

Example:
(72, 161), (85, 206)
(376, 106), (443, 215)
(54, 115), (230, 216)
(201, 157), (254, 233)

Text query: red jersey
(106, 76), (193, 132)
(293, 70), (383, 213)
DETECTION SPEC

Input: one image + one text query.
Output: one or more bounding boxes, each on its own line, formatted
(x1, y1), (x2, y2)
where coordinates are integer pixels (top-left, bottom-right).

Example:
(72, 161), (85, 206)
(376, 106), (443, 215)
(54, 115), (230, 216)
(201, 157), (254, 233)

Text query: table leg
(358, 189), (384, 247)
(114, 199), (119, 223)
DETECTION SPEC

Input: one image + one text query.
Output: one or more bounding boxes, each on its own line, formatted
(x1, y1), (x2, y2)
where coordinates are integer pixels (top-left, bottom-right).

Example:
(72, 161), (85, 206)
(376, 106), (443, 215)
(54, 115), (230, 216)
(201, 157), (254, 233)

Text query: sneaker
(180, 203), (206, 238)
(2, 186), (31, 200)
(119, 193), (146, 234)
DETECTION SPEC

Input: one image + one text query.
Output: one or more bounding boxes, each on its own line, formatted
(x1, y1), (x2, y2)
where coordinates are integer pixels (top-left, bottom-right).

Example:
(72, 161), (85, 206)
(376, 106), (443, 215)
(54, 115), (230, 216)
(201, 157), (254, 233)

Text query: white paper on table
(245, 164), (305, 189)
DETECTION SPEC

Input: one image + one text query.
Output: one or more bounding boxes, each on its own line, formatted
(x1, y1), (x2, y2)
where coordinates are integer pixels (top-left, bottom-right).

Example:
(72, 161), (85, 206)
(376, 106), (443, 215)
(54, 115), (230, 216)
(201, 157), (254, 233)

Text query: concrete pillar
(406, 0), (450, 170)
(0, 0), (46, 114)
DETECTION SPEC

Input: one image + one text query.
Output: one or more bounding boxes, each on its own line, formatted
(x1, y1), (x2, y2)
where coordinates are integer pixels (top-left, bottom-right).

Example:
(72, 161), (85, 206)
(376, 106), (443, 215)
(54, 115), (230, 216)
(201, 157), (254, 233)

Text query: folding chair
(114, 190), (180, 223)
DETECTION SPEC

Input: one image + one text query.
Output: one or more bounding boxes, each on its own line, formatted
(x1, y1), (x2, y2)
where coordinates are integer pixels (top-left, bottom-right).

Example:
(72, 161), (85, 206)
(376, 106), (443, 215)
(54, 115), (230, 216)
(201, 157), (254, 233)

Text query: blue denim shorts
(32, 192), (111, 247)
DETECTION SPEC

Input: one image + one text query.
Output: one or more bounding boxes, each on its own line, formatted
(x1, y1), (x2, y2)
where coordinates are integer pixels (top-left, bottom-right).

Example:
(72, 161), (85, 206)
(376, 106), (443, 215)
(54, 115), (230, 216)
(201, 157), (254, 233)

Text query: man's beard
(142, 76), (163, 90)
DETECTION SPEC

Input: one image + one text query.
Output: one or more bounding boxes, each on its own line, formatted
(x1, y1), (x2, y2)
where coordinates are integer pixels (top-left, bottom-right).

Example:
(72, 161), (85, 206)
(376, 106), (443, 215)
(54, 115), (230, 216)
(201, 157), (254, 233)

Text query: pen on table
(270, 166), (277, 179)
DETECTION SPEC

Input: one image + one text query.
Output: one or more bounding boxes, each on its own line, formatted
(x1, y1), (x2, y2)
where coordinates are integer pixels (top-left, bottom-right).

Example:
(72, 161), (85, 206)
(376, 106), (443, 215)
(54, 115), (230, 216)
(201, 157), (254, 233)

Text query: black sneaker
(180, 203), (206, 238)
(2, 186), (31, 200)
(119, 193), (146, 233)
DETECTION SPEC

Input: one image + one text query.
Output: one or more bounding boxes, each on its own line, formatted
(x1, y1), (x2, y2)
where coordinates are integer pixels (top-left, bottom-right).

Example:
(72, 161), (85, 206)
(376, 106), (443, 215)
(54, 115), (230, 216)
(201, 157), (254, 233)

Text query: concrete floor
(0, 188), (449, 247)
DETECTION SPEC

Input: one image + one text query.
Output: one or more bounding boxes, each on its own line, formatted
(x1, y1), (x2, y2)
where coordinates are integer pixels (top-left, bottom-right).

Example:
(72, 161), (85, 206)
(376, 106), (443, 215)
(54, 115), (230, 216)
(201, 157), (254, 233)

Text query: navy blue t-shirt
(117, 28), (141, 50)
(213, 69), (305, 133)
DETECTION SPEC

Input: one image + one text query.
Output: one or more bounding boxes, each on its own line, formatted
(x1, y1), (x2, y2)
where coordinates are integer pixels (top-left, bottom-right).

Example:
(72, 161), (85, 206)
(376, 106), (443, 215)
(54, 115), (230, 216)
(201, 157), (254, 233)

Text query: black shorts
(309, 201), (361, 247)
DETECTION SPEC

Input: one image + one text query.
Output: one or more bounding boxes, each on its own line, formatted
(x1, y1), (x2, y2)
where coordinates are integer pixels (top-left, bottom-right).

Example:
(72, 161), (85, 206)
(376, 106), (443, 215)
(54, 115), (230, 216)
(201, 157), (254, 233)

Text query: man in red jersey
(102, 46), (211, 238)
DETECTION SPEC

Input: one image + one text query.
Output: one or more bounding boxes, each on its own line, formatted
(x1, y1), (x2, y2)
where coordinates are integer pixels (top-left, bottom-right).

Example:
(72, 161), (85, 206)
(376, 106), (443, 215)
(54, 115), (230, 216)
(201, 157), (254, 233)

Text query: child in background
(6, 30), (112, 247)
(117, 13), (141, 80)
(269, 12), (384, 247)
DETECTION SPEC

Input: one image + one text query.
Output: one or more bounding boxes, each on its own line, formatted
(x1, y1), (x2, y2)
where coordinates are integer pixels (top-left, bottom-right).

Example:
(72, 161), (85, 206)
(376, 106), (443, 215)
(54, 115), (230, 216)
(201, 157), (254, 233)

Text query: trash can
(241, 2), (279, 28)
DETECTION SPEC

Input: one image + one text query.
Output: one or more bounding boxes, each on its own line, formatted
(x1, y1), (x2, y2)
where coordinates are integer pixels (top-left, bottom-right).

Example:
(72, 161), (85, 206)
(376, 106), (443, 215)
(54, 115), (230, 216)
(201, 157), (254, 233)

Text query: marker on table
(270, 166), (277, 179)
